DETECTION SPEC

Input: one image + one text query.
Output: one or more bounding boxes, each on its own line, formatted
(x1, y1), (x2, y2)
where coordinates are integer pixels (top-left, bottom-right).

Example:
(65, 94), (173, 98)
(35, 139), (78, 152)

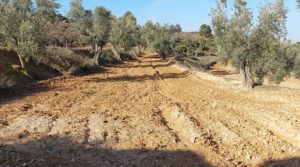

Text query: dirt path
(1, 54), (300, 166)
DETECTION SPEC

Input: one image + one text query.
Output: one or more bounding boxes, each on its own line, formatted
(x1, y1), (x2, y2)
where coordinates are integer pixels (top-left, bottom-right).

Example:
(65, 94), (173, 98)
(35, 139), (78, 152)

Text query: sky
(58, 0), (300, 42)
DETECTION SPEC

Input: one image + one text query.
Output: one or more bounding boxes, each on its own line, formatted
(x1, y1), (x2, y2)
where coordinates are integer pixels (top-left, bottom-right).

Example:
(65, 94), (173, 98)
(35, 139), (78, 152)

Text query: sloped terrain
(1, 54), (300, 166)
(0, 50), (30, 88)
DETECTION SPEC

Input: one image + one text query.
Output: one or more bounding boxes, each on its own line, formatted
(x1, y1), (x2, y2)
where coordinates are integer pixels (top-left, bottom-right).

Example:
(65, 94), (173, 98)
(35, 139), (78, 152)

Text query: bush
(120, 52), (136, 61)
(190, 56), (217, 68)
(294, 55), (300, 78)
(130, 47), (143, 57)
(33, 47), (97, 75)
(153, 38), (173, 59)
(175, 44), (188, 54)
(99, 50), (122, 65)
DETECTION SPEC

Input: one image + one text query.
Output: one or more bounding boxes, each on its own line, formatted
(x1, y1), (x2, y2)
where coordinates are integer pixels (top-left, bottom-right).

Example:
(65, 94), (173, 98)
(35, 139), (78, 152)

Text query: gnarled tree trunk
(94, 44), (102, 66)
(240, 61), (254, 89)
(160, 52), (166, 60)
(109, 43), (121, 61)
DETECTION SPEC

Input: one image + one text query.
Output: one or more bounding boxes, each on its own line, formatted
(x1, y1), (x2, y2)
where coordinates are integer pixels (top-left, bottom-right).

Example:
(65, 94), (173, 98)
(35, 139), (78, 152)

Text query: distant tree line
(0, 0), (182, 71)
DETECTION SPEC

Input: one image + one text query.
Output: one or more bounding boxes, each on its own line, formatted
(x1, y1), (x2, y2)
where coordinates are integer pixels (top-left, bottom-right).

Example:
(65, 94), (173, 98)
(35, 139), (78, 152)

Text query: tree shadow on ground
(144, 55), (161, 59)
(87, 71), (191, 83)
(210, 70), (235, 76)
(0, 83), (52, 105)
(144, 59), (170, 63)
(73, 66), (107, 77)
(112, 61), (176, 69)
(261, 157), (300, 167)
(0, 135), (211, 167)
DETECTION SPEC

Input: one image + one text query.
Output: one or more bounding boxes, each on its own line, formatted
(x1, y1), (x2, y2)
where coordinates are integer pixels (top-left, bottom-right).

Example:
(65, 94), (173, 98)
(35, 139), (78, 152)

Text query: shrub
(294, 55), (300, 78)
(99, 50), (122, 65)
(120, 52), (136, 61)
(153, 38), (173, 59)
(33, 47), (97, 75)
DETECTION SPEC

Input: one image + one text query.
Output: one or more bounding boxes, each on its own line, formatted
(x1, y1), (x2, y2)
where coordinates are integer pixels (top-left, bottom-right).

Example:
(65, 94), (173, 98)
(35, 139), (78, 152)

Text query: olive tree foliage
(92, 6), (112, 65)
(152, 24), (180, 59)
(211, 0), (254, 88)
(228, 0), (254, 88)
(36, 0), (60, 21)
(294, 52), (300, 78)
(211, 0), (288, 88)
(297, 0), (300, 9)
(141, 21), (157, 49)
(211, 0), (229, 62)
(0, 34), (4, 45)
(199, 24), (214, 51)
(0, 0), (49, 70)
(141, 22), (181, 59)
(284, 42), (300, 78)
(199, 24), (212, 38)
(68, 0), (93, 46)
(250, 0), (288, 83)
(110, 11), (141, 52)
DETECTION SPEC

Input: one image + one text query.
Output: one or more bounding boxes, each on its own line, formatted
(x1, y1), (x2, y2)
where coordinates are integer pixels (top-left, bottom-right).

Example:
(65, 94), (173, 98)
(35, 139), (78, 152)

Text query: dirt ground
(1, 54), (300, 167)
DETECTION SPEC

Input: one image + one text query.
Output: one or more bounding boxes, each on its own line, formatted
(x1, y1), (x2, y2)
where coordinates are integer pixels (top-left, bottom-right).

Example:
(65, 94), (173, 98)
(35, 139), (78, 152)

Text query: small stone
(71, 158), (75, 163)
(22, 163), (27, 167)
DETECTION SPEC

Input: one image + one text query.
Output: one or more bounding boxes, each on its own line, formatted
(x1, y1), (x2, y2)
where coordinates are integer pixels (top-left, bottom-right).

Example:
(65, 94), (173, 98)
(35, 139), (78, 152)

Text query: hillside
(1, 54), (300, 166)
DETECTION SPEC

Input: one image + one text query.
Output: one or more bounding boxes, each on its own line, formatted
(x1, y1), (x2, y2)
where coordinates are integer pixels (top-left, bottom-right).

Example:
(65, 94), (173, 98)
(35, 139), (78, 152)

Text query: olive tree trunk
(160, 52), (166, 60)
(94, 44), (102, 66)
(109, 43), (121, 61)
(17, 53), (26, 70)
(240, 61), (254, 89)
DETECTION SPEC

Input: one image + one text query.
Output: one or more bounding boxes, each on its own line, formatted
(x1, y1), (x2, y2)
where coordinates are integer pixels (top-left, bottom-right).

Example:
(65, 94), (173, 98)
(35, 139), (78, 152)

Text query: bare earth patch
(1, 54), (300, 166)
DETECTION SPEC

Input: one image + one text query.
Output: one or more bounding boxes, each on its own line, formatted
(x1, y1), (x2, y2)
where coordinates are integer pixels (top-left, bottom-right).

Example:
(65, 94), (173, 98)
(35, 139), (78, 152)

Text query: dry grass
(33, 47), (97, 75)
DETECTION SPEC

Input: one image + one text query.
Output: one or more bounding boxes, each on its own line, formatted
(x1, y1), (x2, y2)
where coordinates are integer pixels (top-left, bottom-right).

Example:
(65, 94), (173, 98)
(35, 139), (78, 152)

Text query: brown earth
(1, 54), (300, 167)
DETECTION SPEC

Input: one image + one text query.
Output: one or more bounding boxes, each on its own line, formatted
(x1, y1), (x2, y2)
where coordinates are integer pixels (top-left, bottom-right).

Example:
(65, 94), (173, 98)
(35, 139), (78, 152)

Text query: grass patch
(81, 89), (97, 96)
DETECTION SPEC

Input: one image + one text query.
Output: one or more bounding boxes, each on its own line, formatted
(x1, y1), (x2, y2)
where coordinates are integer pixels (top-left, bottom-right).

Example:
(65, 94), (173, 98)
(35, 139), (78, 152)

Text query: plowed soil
(1, 54), (300, 167)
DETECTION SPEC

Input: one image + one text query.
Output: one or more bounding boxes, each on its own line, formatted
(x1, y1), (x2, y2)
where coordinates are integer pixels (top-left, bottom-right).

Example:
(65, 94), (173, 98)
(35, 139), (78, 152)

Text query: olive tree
(199, 24), (212, 38)
(0, 0), (47, 71)
(250, 0), (288, 83)
(211, 0), (229, 62)
(153, 38), (172, 60)
(211, 0), (288, 88)
(69, 0), (93, 46)
(141, 21), (157, 50)
(228, 0), (254, 88)
(141, 22), (180, 59)
(212, 0), (255, 88)
(36, 0), (60, 21)
(199, 24), (214, 51)
(92, 6), (112, 65)
(110, 11), (141, 52)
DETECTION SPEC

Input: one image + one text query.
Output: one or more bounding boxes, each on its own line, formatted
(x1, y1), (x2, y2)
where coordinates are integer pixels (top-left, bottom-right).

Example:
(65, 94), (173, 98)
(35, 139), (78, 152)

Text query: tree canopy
(0, 0), (49, 70)
(211, 0), (289, 88)
(110, 11), (141, 52)
(199, 24), (212, 38)
(69, 0), (93, 46)
(92, 6), (112, 65)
